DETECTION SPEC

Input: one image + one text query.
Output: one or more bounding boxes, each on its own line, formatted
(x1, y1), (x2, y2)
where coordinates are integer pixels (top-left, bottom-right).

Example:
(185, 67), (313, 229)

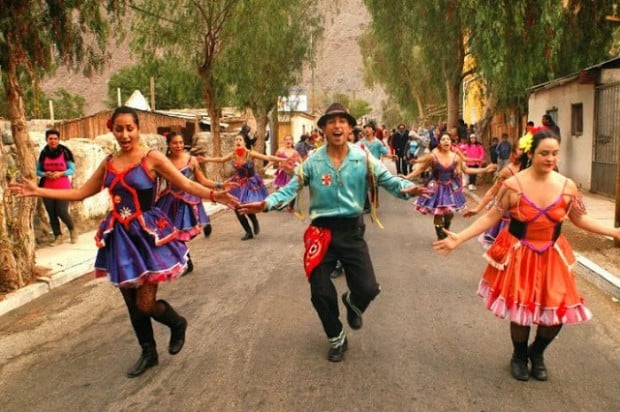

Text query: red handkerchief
(303, 225), (332, 281)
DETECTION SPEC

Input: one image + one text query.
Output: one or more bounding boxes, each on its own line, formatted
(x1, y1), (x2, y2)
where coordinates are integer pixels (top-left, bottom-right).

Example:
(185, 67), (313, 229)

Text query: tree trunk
(445, 79), (460, 130)
(202, 77), (224, 179)
(0, 57), (38, 292)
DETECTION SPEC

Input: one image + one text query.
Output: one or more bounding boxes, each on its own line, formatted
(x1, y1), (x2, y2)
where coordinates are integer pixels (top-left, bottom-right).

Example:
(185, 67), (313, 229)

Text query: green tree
(129, 0), (242, 165)
(106, 59), (204, 110)
(0, 85), (85, 120)
(218, 0), (322, 155)
(364, 0), (469, 128)
(0, 1), (126, 292)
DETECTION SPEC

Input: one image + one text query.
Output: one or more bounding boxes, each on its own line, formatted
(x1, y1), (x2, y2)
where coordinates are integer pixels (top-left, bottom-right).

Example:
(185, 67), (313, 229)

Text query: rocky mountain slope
(40, 0), (386, 119)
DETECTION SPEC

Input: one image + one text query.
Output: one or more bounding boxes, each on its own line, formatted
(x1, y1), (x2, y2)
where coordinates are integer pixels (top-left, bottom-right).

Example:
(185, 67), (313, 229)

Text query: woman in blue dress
(157, 132), (237, 274)
(403, 133), (495, 240)
(10, 106), (239, 378)
(201, 133), (287, 240)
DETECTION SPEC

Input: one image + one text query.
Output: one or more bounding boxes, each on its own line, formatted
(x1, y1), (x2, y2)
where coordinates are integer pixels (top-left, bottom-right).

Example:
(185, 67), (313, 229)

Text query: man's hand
(237, 201), (267, 215)
(401, 185), (431, 198)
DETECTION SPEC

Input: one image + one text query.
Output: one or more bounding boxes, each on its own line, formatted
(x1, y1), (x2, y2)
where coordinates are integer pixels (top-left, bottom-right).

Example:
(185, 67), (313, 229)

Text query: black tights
(120, 285), (167, 347)
(234, 210), (259, 235)
(510, 322), (563, 359)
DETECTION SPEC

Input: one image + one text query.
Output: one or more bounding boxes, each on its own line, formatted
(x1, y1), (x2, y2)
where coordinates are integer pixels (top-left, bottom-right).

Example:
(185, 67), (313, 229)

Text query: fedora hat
(317, 102), (357, 128)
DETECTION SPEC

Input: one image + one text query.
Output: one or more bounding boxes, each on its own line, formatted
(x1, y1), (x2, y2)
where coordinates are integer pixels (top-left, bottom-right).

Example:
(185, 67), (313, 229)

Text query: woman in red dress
(433, 128), (620, 382)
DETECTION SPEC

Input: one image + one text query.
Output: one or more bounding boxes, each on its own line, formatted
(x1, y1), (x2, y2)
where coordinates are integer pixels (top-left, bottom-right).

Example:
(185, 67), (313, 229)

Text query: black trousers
(43, 198), (74, 237)
(395, 155), (408, 175)
(309, 216), (381, 339)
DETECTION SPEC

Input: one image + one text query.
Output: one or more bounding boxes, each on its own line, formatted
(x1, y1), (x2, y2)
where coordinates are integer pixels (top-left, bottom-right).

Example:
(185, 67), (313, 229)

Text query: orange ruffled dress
(477, 178), (592, 326)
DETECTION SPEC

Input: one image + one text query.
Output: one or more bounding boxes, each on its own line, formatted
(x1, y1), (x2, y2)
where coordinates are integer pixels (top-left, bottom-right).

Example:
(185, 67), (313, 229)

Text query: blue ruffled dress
(94, 153), (188, 286)
(415, 153), (467, 215)
(228, 153), (268, 202)
(156, 159), (210, 242)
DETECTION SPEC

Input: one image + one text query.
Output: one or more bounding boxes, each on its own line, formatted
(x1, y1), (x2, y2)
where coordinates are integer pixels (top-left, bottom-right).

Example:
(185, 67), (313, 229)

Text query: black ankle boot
(127, 344), (158, 378)
(510, 354), (529, 381)
(152, 300), (187, 355)
(241, 232), (254, 241)
(203, 223), (212, 237)
(528, 346), (548, 381)
(182, 255), (193, 276)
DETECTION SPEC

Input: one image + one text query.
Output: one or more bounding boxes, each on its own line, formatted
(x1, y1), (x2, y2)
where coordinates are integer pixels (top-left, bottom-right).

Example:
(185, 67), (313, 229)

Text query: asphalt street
(1, 185), (619, 412)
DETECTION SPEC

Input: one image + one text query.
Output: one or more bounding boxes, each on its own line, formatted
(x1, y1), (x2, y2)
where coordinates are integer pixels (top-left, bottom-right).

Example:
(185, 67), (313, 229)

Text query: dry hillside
(40, 0), (387, 120)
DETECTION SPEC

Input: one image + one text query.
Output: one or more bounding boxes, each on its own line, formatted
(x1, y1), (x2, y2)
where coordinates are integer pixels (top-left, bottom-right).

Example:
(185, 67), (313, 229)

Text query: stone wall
(1, 128), (238, 238)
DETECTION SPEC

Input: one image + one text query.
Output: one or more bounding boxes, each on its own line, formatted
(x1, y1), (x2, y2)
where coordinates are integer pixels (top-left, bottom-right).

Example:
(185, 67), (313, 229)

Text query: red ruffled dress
(477, 178), (592, 326)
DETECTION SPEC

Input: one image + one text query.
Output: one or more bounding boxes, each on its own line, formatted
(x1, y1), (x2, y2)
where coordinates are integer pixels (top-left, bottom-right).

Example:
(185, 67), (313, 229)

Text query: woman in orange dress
(433, 128), (620, 382)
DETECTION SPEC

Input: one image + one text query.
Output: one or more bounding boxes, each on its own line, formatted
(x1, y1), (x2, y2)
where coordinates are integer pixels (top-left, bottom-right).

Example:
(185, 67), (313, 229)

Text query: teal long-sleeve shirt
(265, 143), (415, 221)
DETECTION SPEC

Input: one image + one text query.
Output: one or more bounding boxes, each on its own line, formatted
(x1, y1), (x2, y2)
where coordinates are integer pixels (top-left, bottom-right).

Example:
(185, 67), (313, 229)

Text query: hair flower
(518, 131), (533, 153)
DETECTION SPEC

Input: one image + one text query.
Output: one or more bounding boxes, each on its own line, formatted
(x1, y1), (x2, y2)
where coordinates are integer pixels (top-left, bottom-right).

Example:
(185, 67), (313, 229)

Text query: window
(571, 103), (583, 136)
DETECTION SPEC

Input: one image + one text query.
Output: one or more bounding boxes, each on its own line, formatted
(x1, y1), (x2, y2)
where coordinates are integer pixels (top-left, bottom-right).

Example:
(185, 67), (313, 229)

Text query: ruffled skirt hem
(477, 280), (592, 326)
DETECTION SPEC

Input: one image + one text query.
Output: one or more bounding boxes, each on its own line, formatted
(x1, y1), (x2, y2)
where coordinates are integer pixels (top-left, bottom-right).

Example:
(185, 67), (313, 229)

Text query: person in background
(403, 133), (496, 240)
(37, 129), (78, 246)
(489, 136), (499, 165)
(267, 135), (302, 212)
(391, 123), (410, 175)
(496, 133), (512, 172)
(200, 134), (287, 240)
(433, 128), (620, 382)
(240, 124), (257, 150)
(11, 106), (239, 378)
(541, 114), (560, 141)
(238, 103), (429, 363)
(357, 121), (393, 212)
(464, 133), (485, 191)
(157, 132), (237, 274)
(405, 129), (422, 174)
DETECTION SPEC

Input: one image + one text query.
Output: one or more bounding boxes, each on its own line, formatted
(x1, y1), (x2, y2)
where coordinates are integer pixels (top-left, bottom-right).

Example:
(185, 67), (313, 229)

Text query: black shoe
(241, 232), (254, 241)
(169, 316), (187, 355)
(510, 355), (529, 381)
(126, 346), (158, 378)
(182, 257), (193, 276)
(253, 221), (260, 235)
(203, 224), (212, 237)
(528, 348), (548, 381)
(327, 338), (348, 362)
(341, 292), (363, 330)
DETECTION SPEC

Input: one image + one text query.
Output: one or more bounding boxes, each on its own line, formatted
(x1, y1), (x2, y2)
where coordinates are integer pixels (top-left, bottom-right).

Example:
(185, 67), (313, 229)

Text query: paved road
(1, 188), (619, 411)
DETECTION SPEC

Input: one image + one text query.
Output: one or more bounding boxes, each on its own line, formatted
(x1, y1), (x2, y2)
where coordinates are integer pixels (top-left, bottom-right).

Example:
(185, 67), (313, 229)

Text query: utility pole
(150, 76), (155, 111)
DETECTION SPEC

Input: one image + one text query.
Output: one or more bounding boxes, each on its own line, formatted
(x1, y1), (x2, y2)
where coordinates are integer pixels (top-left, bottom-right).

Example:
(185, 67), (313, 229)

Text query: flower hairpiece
(518, 131), (533, 153)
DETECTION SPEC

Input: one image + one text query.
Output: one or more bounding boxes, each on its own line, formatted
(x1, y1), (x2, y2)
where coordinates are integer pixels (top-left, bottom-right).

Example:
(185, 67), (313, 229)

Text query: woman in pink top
(36, 129), (77, 245)
(465, 134), (485, 190)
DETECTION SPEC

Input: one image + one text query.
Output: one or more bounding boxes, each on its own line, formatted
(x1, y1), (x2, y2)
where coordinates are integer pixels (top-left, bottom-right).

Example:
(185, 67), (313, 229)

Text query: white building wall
(528, 81), (595, 191)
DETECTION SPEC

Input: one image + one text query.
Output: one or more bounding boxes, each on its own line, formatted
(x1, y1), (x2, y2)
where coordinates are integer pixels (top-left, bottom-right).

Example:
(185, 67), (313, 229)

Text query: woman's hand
(401, 185), (431, 198)
(463, 208), (480, 218)
(213, 190), (240, 209)
(237, 201), (267, 215)
(223, 180), (239, 190)
(9, 179), (39, 197)
(432, 230), (461, 255)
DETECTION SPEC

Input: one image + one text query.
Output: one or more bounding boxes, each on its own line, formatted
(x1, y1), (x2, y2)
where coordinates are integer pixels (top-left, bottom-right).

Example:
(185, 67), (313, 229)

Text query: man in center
(239, 103), (428, 362)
